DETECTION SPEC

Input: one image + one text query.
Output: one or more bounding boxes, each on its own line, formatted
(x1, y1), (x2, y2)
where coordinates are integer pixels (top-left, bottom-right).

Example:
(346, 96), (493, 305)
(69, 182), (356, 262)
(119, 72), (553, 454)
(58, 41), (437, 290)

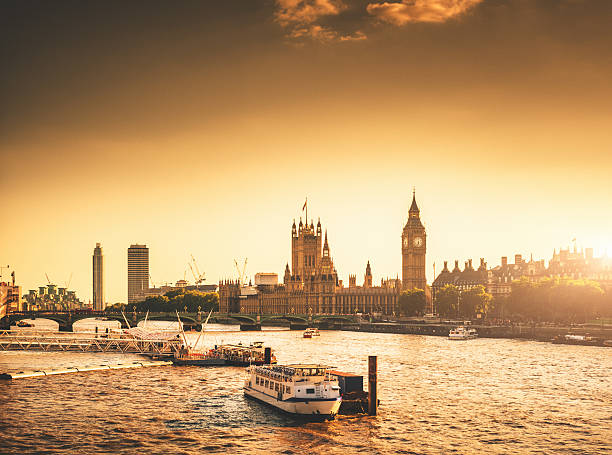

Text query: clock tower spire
(402, 190), (427, 291)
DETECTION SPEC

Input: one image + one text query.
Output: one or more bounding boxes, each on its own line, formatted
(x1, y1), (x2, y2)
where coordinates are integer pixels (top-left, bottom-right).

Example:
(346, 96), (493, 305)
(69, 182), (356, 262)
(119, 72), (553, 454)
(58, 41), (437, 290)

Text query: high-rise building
(401, 191), (427, 291)
(92, 242), (104, 310)
(127, 244), (149, 304)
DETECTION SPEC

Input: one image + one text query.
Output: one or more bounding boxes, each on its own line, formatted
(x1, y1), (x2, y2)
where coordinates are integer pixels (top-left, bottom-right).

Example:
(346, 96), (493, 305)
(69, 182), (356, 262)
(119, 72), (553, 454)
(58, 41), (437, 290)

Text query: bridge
(0, 311), (202, 332)
(1, 311), (359, 331)
(213, 313), (359, 327)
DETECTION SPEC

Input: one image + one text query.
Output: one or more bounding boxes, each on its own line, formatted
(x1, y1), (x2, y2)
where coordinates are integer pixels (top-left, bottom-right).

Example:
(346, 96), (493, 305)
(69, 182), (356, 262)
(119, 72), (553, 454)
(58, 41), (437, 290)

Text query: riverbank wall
(339, 322), (612, 341)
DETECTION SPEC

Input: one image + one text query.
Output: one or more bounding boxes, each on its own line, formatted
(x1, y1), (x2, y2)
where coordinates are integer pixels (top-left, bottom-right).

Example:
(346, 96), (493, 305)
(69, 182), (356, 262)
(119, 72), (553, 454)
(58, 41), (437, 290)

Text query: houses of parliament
(219, 194), (428, 315)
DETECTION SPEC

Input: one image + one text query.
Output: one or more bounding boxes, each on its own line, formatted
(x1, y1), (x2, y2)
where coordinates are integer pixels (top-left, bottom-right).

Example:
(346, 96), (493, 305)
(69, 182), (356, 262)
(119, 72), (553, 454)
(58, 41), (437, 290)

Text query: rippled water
(1, 326), (610, 454)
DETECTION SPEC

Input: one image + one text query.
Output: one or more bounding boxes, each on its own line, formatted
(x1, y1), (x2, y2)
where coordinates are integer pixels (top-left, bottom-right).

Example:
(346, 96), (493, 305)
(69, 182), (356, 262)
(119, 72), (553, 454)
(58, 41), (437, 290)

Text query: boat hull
(244, 386), (341, 420)
(172, 358), (226, 366)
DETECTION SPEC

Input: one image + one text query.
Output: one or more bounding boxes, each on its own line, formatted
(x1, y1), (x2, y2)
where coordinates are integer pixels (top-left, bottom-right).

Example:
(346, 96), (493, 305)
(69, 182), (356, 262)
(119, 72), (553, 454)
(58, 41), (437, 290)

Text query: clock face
(413, 237), (423, 247)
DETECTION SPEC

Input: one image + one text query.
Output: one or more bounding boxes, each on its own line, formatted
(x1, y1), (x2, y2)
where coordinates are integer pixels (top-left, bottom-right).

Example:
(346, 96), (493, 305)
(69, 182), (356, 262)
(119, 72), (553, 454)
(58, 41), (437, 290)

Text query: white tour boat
(448, 326), (478, 340)
(303, 327), (320, 338)
(244, 364), (342, 420)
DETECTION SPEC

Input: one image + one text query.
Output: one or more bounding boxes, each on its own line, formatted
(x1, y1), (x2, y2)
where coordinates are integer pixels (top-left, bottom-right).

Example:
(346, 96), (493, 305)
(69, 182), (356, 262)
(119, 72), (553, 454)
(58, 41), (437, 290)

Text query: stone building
(0, 272), (22, 316)
(548, 246), (612, 290)
(432, 247), (612, 309)
(219, 195), (427, 316)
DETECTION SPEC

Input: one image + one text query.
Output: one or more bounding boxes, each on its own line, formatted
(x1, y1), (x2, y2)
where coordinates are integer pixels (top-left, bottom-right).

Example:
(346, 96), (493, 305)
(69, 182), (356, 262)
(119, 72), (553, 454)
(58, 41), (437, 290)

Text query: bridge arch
(262, 315), (308, 324)
(315, 315), (355, 324)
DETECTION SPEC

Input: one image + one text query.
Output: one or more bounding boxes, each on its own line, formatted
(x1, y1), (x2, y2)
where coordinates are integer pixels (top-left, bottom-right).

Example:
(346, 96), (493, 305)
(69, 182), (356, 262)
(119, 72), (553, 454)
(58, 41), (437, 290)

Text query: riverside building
(432, 246), (612, 305)
(127, 244), (149, 304)
(219, 195), (428, 316)
(93, 242), (104, 310)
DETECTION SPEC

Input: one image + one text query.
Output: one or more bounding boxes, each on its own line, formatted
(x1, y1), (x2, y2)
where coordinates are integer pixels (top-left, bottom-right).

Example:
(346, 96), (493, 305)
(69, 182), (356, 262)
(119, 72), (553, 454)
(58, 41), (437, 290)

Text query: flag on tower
(302, 198), (307, 211)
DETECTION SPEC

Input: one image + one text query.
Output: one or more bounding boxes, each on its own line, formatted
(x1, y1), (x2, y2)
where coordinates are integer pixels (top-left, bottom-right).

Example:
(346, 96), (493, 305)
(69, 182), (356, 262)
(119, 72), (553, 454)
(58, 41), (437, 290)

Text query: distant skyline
(2, 1), (611, 303)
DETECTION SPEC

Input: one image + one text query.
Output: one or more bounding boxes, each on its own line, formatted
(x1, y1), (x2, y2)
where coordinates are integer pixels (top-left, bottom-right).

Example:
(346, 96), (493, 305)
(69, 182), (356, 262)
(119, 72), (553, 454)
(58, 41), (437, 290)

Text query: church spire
(322, 229), (330, 257)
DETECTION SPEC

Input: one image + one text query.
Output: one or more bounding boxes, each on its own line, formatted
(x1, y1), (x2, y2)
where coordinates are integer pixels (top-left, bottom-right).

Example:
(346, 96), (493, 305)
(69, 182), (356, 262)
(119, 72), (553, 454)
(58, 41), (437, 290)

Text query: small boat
(16, 320), (34, 328)
(244, 364), (342, 420)
(173, 347), (226, 366)
(448, 326), (478, 340)
(209, 342), (277, 366)
(552, 334), (605, 347)
(303, 327), (320, 338)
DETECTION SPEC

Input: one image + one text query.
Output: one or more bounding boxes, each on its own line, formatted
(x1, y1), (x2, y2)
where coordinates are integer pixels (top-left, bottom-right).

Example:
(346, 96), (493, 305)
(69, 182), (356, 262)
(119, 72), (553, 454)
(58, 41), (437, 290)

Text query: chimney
(515, 254), (522, 265)
(501, 256), (508, 267)
(468, 259), (473, 270)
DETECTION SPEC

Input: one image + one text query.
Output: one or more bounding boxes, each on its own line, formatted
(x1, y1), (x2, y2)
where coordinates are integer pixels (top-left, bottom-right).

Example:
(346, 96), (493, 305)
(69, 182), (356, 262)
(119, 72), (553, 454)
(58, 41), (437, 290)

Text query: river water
(0, 324), (610, 454)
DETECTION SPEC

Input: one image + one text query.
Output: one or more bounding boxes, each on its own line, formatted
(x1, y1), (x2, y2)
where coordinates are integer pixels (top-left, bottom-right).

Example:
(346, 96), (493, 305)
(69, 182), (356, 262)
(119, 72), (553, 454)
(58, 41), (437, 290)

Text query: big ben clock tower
(402, 191), (427, 291)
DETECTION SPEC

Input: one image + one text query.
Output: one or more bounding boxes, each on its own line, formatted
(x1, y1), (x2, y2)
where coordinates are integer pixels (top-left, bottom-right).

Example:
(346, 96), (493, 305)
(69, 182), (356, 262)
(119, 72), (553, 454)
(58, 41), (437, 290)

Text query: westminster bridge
(0, 310), (359, 331)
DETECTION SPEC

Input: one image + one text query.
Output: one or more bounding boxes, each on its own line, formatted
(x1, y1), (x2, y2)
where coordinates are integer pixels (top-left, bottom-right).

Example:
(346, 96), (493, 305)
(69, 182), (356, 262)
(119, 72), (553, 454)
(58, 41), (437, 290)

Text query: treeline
(434, 278), (612, 323)
(398, 289), (427, 316)
(435, 285), (491, 319)
(118, 290), (219, 313)
(500, 277), (609, 323)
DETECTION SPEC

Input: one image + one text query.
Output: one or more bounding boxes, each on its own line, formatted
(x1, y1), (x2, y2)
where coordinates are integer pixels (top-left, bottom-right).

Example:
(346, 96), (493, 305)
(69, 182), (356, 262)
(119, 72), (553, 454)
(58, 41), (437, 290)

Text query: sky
(1, 0), (611, 304)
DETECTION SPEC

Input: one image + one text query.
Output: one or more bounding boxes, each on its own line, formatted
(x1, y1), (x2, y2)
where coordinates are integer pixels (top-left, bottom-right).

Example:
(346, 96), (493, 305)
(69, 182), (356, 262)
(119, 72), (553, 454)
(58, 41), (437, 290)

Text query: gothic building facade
(219, 195), (428, 315)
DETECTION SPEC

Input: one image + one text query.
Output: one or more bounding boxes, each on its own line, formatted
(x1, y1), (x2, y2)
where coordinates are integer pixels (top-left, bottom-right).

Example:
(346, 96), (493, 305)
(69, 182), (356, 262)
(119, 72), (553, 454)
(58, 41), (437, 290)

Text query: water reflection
(0, 330), (610, 454)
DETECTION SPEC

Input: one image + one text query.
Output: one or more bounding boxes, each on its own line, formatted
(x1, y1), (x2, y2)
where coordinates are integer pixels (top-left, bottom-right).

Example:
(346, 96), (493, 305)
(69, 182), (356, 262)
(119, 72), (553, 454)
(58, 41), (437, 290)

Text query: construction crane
(45, 273), (52, 285)
(188, 254), (206, 285)
(234, 258), (248, 285)
(64, 272), (73, 289)
(149, 274), (155, 288)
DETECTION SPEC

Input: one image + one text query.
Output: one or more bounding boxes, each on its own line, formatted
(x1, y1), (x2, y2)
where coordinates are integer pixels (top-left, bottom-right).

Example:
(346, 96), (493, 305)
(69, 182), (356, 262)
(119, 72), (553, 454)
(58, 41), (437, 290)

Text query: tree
(435, 284), (460, 318)
(459, 285), (492, 319)
(506, 277), (604, 323)
(399, 288), (426, 316)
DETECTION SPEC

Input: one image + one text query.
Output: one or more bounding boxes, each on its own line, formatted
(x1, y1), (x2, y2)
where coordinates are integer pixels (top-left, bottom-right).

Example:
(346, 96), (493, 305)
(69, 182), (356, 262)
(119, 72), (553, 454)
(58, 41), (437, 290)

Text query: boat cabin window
(285, 386), (291, 394)
(306, 388), (315, 394)
(264, 380), (269, 388)
(275, 383), (279, 392)
(255, 376), (260, 385)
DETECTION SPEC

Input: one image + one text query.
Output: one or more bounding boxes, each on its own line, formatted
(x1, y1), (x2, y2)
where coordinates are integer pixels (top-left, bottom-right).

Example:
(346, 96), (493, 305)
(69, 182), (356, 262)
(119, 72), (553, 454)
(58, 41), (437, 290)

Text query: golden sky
(1, 0), (611, 303)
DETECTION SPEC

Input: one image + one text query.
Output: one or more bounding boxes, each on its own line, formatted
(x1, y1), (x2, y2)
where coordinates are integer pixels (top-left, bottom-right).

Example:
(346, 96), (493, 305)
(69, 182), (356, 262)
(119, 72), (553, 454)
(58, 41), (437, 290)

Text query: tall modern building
(92, 243), (104, 310)
(127, 244), (149, 304)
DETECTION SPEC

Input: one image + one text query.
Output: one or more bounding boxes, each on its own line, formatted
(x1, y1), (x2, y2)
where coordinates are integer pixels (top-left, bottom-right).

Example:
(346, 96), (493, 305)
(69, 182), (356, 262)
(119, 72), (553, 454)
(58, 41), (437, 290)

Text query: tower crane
(188, 254), (206, 285)
(188, 262), (198, 284)
(234, 258), (248, 285)
(45, 273), (53, 285)
(64, 272), (73, 289)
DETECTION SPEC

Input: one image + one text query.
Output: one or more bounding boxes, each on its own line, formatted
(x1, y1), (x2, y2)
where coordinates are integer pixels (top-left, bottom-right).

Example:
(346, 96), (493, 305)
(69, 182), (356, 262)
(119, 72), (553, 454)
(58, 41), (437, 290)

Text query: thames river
(0, 324), (610, 454)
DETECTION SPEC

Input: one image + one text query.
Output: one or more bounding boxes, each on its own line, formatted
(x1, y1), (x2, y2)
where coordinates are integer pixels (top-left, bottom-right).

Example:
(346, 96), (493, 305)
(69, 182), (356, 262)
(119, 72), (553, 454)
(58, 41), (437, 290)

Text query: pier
(0, 331), (181, 355)
(0, 360), (173, 380)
